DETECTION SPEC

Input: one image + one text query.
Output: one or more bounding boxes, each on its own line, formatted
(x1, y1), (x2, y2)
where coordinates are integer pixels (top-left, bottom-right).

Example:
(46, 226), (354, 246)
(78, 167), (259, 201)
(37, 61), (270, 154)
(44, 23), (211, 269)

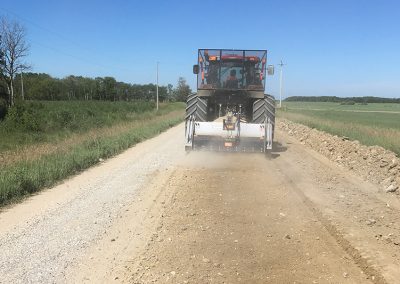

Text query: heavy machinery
(185, 49), (275, 154)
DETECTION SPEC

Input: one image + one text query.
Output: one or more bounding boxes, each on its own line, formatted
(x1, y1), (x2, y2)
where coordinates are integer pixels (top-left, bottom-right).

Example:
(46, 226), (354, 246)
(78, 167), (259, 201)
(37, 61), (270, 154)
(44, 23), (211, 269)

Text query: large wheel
(264, 95), (276, 130)
(252, 95), (275, 125)
(252, 98), (265, 123)
(185, 94), (207, 122)
(253, 95), (275, 141)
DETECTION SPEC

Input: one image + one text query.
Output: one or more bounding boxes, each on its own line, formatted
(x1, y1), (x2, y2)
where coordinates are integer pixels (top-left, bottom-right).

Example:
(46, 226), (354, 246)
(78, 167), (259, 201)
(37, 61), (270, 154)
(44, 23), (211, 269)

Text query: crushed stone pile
(278, 119), (400, 193)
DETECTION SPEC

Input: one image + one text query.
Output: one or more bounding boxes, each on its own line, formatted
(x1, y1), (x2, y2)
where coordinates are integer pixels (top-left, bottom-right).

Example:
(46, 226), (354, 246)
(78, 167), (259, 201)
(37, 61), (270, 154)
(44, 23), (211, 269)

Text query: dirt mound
(278, 119), (400, 193)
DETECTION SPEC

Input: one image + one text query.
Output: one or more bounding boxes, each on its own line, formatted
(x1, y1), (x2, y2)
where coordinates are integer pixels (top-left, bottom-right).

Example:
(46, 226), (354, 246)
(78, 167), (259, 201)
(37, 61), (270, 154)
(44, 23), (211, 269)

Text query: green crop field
(278, 102), (400, 155)
(283, 101), (400, 112)
(0, 100), (185, 205)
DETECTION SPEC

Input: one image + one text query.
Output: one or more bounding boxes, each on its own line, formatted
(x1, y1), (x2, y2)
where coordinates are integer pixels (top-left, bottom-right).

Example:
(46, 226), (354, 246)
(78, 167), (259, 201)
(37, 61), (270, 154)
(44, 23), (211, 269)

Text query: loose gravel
(0, 124), (185, 283)
(278, 119), (400, 193)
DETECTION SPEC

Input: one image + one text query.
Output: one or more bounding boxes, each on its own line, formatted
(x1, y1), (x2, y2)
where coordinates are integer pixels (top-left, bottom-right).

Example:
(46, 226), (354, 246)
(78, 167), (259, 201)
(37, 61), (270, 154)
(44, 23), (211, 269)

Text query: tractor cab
(193, 49), (271, 91)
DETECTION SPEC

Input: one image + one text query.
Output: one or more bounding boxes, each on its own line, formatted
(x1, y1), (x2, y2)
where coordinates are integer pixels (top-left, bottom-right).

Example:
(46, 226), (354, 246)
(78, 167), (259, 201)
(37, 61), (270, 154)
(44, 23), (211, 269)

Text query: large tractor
(185, 49), (275, 153)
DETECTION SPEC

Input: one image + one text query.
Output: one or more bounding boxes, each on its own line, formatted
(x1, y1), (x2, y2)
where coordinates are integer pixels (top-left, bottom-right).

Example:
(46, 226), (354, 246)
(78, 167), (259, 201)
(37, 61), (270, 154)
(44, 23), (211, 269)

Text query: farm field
(283, 101), (400, 112)
(278, 102), (400, 155)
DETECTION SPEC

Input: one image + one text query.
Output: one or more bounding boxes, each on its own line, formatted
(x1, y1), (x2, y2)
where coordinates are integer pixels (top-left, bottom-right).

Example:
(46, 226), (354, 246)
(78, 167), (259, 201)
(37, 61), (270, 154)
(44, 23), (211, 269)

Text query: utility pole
(156, 61), (159, 111)
(278, 60), (285, 108)
(21, 72), (25, 100)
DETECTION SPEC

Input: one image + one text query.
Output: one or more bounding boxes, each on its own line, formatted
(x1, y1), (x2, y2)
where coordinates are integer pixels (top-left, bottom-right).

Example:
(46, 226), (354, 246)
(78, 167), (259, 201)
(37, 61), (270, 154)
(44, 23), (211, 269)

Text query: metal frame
(185, 115), (196, 151)
(265, 117), (273, 151)
(196, 49), (267, 91)
(185, 115), (273, 153)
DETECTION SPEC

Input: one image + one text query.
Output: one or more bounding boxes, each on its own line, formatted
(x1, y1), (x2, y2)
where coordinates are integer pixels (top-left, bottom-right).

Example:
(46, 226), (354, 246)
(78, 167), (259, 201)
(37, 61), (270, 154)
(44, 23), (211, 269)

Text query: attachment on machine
(185, 114), (196, 151)
(186, 49), (275, 155)
(185, 109), (274, 153)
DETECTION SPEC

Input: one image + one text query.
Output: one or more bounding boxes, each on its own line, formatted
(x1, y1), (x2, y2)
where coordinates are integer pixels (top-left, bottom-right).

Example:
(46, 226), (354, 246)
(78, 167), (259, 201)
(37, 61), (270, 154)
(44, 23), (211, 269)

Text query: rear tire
(265, 95), (275, 134)
(185, 94), (207, 122)
(253, 95), (276, 144)
(252, 99), (266, 123)
(252, 95), (275, 127)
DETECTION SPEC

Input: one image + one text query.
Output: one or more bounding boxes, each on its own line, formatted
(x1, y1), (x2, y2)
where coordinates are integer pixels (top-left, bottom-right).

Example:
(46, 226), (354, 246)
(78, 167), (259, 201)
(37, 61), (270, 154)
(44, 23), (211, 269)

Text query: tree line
(285, 96), (400, 103)
(0, 73), (191, 119)
(9, 72), (175, 102)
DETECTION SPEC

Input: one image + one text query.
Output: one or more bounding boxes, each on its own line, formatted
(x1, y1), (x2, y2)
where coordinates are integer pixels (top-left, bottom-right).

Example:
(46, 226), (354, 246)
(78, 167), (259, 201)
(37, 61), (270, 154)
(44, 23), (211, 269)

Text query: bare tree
(0, 17), (29, 107)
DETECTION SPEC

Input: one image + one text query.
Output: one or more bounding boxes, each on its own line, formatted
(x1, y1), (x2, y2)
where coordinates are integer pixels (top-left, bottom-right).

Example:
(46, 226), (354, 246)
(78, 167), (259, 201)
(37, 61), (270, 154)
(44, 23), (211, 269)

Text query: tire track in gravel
(129, 152), (373, 283)
(1, 123), (399, 283)
(282, 173), (387, 284)
(274, 129), (400, 283)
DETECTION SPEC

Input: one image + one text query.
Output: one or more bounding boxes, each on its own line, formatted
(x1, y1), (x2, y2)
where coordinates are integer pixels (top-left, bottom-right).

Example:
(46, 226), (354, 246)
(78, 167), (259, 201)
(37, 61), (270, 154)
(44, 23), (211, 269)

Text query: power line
(0, 7), (135, 75)
(30, 40), (111, 71)
(0, 7), (94, 54)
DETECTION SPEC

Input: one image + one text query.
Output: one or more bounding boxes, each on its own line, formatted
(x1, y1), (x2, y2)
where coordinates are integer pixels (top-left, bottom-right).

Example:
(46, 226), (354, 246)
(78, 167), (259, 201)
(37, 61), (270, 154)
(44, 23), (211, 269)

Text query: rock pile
(278, 119), (400, 193)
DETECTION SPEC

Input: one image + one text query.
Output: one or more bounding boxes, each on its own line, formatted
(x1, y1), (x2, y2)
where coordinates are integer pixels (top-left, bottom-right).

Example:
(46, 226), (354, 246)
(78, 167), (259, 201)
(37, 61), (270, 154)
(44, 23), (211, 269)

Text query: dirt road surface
(1, 122), (399, 283)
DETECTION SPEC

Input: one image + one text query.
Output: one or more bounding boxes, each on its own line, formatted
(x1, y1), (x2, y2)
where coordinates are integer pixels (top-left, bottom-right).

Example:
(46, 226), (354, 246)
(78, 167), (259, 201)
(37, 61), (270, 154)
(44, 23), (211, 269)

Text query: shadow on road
(274, 141), (288, 152)
(268, 141), (289, 160)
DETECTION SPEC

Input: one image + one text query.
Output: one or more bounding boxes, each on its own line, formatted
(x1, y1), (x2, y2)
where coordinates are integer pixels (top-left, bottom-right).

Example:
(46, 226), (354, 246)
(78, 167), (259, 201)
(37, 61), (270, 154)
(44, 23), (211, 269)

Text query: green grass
(283, 101), (400, 112)
(278, 102), (400, 155)
(0, 101), (184, 206)
(0, 100), (160, 152)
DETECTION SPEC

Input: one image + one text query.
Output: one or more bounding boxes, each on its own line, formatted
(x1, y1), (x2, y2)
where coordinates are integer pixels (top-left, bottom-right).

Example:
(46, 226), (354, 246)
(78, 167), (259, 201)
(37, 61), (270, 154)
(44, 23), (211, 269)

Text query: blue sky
(1, 0), (399, 98)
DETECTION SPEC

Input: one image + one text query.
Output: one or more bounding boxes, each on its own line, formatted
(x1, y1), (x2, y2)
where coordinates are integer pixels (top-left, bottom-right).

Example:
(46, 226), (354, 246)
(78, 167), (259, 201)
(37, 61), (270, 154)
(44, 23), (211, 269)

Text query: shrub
(57, 110), (74, 128)
(5, 102), (42, 131)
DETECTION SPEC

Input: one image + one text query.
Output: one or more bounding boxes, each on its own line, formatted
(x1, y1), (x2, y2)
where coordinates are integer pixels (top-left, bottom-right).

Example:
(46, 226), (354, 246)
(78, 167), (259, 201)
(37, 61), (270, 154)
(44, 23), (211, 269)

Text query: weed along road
(1, 122), (400, 283)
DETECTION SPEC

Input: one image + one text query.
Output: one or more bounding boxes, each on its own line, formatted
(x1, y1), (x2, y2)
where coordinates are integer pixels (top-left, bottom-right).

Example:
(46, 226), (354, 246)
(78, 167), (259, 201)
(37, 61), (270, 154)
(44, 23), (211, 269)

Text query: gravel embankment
(278, 119), (400, 193)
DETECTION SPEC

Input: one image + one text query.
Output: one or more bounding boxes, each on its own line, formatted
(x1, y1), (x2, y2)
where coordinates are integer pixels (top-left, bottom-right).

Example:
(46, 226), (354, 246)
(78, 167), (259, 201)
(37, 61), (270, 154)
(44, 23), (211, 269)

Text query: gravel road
(1, 122), (399, 283)
(0, 125), (185, 283)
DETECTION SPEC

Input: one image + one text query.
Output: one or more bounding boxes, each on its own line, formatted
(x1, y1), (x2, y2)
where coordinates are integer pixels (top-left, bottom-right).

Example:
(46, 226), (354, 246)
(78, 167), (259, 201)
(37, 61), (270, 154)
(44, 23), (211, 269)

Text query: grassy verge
(0, 100), (157, 152)
(278, 102), (400, 155)
(0, 102), (184, 206)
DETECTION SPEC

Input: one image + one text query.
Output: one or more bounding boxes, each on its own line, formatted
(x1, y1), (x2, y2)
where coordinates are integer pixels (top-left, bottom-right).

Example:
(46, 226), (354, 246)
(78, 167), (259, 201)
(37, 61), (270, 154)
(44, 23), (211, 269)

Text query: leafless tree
(0, 17), (29, 106)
